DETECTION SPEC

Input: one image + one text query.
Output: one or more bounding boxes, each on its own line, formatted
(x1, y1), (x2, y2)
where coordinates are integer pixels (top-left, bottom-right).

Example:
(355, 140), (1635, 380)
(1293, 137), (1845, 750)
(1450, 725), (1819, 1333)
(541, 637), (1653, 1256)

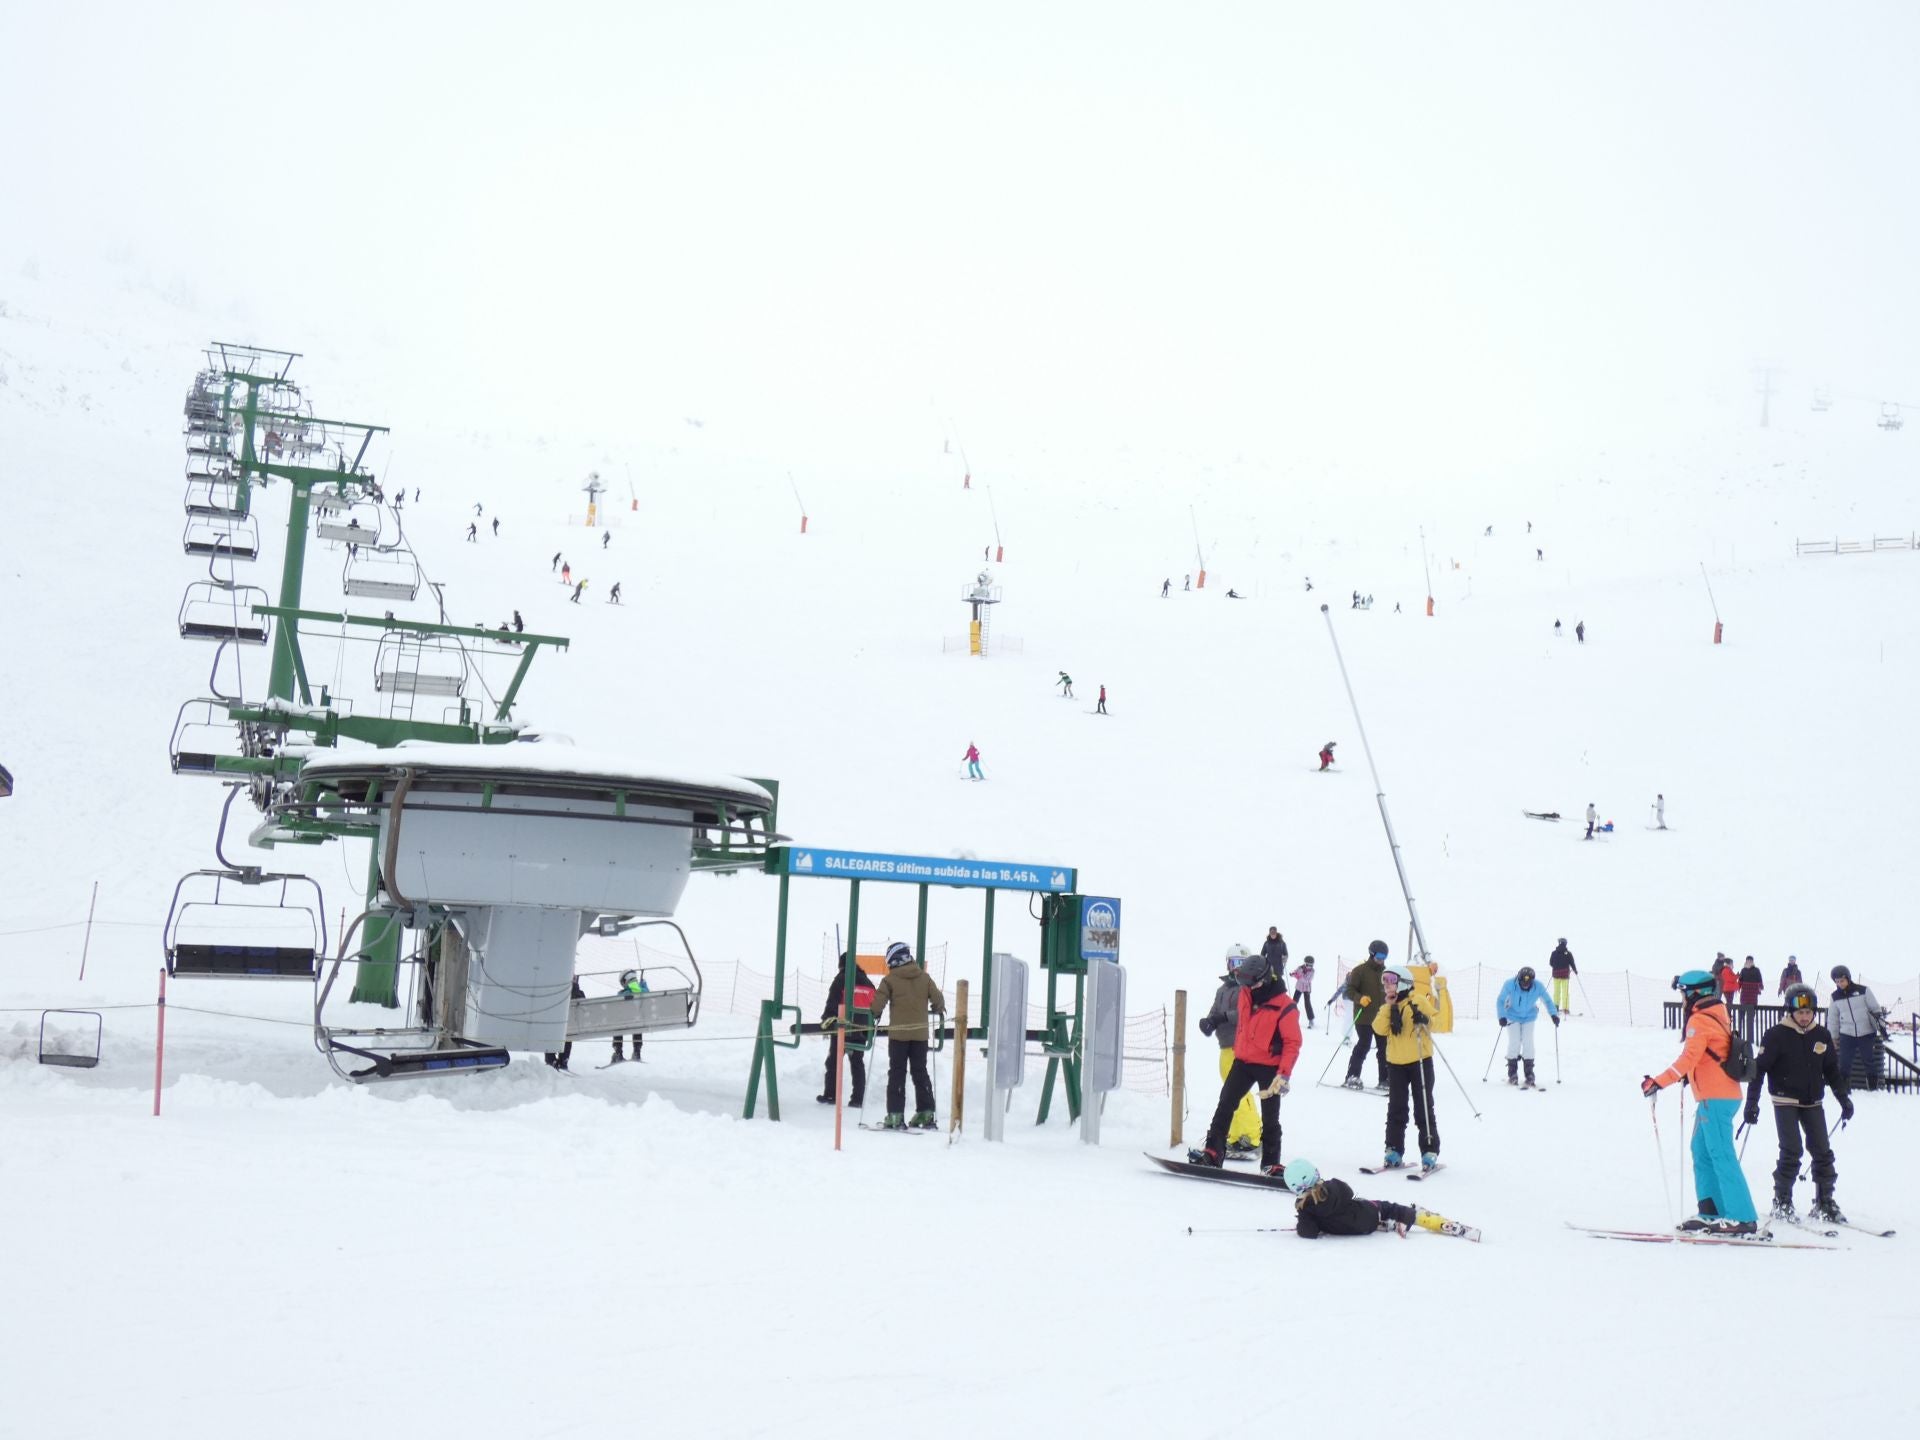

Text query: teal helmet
(1672, 970), (1717, 1004)
(1282, 1158), (1320, 1194)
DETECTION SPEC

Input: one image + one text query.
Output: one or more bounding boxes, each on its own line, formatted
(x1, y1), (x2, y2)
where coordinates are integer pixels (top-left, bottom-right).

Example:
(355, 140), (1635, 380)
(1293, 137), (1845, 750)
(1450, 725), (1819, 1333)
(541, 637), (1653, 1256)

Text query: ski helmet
(1672, 970), (1717, 1004)
(1368, 939), (1389, 959)
(885, 941), (914, 969)
(1830, 964), (1851, 983)
(1236, 952), (1273, 988)
(620, 968), (641, 991)
(1281, 1158), (1320, 1194)
(1517, 966), (1536, 986)
(1557, 938), (1567, 946)
(1382, 964), (1415, 989)
(1225, 943), (1251, 971)
(1782, 983), (1819, 1015)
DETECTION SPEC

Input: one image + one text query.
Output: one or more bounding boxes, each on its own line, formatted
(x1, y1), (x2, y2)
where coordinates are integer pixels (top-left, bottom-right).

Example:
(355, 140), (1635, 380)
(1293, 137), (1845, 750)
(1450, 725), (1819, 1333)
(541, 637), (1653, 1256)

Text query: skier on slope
(1341, 941), (1390, 1091)
(1640, 971), (1759, 1235)
(1290, 956), (1317, 1030)
(1374, 963), (1441, 1173)
(1653, 793), (1667, 830)
(1057, 671), (1074, 698)
(962, 742), (983, 781)
(1496, 966), (1560, 1088)
(1197, 947), (1262, 1158)
(1096, 683), (1108, 715)
(1746, 983), (1852, 1224)
(1190, 949), (1302, 1173)
(1318, 741), (1337, 772)
(1548, 937), (1578, 1013)
(869, 941), (947, 1130)
(1282, 1159), (1478, 1241)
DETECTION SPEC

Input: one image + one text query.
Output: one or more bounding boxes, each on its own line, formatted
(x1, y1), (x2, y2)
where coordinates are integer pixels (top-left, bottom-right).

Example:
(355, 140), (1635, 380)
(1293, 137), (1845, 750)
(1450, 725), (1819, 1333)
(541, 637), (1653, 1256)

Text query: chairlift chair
(164, 869), (327, 980)
(343, 547), (421, 601)
(315, 498), (383, 545)
(1880, 404), (1904, 431)
(178, 580), (270, 644)
(373, 631), (468, 698)
(184, 476), (246, 517)
(185, 450), (239, 481)
(169, 697), (243, 775)
(183, 513), (259, 561)
(38, 1010), (103, 1069)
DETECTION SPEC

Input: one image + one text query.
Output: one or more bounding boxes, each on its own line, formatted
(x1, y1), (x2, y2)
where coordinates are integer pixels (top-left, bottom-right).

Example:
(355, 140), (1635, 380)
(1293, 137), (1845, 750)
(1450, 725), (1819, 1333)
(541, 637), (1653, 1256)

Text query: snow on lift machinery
(373, 630), (468, 699)
(164, 790), (328, 980)
(38, 1010), (103, 1069)
(178, 579), (271, 645)
(1879, 403), (1904, 432)
(183, 511), (260, 561)
(294, 744), (777, 1082)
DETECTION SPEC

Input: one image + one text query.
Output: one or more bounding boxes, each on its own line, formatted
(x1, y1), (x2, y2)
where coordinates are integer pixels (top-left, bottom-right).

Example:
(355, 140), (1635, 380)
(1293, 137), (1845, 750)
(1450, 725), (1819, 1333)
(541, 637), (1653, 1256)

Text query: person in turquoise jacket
(1495, 966), (1560, 1089)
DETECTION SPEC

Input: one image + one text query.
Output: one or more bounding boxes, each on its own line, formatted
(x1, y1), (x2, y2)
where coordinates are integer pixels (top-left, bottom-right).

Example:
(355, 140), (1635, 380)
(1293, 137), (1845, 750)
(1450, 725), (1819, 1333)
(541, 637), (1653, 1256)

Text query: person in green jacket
(871, 942), (947, 1129)
(1341, 941), (1390, 1090)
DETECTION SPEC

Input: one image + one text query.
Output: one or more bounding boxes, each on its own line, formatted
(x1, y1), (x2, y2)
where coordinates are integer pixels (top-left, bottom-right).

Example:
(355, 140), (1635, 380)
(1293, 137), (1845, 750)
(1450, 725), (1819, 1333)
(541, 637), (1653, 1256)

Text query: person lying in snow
(1281, 1159), (1479, 1240)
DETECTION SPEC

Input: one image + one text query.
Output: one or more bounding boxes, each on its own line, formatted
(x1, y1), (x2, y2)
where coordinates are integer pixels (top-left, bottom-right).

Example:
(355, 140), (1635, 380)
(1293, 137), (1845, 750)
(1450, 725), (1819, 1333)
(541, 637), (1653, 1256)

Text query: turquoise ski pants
(1691, 1097), (1757, 1222)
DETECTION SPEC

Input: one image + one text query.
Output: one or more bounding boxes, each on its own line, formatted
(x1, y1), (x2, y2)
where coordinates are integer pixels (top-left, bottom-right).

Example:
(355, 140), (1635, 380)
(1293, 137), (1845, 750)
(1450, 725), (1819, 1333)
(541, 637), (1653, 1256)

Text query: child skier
(1281, 1159), (1479, 1241)
(816, 952), (876, 1108)
(1640, 971), (1759, 1234)
(1548, 937), (1577, 1012)
(1290, 956), (1316, 1029)
(1197, 947), (1262, 1157)
(869, 942), (946, 1130)
(1496, 965), (1561, 1088)
(1318, 742), (1337, 771)
(1374, 963), (1440, 1172)
(1191, 950), (1303, 1172)
(1745, 983), (1853, 1223)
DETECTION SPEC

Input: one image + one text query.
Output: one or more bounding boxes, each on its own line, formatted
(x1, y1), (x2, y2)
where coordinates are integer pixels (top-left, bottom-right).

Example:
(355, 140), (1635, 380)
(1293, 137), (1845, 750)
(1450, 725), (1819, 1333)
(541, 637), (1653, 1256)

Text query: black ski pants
(1295, 987), (1315, 1026)
(1344, 1023), (1387, 1086)
(1771, 1102), (1836, 1199)
(1385, 1057), (1440, 1158)
(822, 1040), (868, 1104)
(1203, 1058), (1283, 1168)
(885, 1038), (934, 1116)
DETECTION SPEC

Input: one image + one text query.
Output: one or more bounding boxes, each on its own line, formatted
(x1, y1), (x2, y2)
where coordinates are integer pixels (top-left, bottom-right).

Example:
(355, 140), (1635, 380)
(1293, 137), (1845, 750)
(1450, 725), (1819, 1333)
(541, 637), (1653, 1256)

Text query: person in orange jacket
(1640, 970), (1758, 1234)
(1190, 949), (1304, 1174)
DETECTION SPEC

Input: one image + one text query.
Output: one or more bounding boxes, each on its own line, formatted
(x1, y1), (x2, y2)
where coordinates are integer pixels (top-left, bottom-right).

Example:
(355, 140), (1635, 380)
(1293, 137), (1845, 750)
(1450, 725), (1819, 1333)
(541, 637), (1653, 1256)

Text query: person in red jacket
(1190, 950), (1303, 1174)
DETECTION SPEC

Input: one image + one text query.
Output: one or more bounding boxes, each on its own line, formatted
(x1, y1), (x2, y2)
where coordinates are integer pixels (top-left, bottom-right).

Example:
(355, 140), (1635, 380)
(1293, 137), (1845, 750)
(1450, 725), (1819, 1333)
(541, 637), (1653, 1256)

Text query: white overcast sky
(4, 2), (1916, 465)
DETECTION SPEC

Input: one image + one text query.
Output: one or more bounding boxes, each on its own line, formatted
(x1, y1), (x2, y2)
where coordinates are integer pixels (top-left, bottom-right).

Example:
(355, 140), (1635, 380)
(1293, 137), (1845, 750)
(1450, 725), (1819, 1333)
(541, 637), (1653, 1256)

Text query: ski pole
(1553, 1019), (1562, 1085)
(1480, 1026), (1502, 1082)
(1424, 1028), (1483, 1119)
(1649, 1094), (1675, 1225)
(1575, 973), (1596, 1019)
(1315, 1008), (1357, 1086)
(1736, 1121), (1750, 1160)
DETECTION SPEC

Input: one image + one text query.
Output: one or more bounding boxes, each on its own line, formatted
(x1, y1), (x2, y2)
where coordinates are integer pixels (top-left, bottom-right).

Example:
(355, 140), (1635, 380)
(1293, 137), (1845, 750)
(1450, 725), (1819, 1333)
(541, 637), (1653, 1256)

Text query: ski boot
(1419, 1152), (1440, 1174)
(909, 1110), (938, 1130)
(1678, 1200), (1720, 1232)
(880, 1113), (908, 1131)
(1522, 1060), (1538, 1090)
(1505, 1059), (1519, 1086)
(815, 1092), (836, 1105)
(1414, 1208), (1479, 1240)
(1225, 1137), (1258, 1159)
(1342, 1074), (1365, 1091)
(1701, 1218), (1759, 1237)
(849, 1093), (865, 1109)
(1382, 1148), (1404, 1170)
(1769, 1195), (1796, 1222)
(1186, 1147), (1224, 1168)
(1811, 1195), (1848, 1225)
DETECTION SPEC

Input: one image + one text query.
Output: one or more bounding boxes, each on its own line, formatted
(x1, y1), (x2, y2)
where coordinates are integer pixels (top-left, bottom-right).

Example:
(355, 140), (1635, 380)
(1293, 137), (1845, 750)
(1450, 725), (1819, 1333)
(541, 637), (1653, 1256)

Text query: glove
(1259, 1074), (1291, 1099)
(1498, 1017), (1509, 1028)
(1550, 1015), (1561, 1028)
(1389, 1006), (1404, 1035)
(1743, 1102), (1760, 1126)
(1839, 1095), (1855, 1122)
(1197, 1017), (1216, 1038)
(1356, 995), (1372, 1008)
(1640, 1075), (1660, 1098)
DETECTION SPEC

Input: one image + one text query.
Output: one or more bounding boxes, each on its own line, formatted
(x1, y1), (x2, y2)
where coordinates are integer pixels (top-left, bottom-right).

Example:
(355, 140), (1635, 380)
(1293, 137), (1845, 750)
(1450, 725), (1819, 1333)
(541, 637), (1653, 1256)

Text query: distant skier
(1643, 971), (1758, 1234)
(413, 488), (420, 502)
(1654, 793), (1667, 829)
(1057, 672), (1074, 698)
(561, 562), (572, 585)
(474, 503), (483, 516)
(1282, 1159), (1478, 1241)
(1352, 590), (1361, 609)
(552, 551), (562, 572)
(1189, 949), (1302, 1172)
(1304, 577), (1313, 592)
(870, 941), (946, 1130)
(1374, 963), (1440, 1172)
(1096, 684), (1107, 715)
(1318, 742), (1337, 772)
(608, 582), (622, 604)
(1584, 803), (1597, 840)
(602, 530), (611, 549)
(1548, 938), (1577, 1012)
(1777, 955), (1802, 996)
(1290, 956), (1317, 1029)
(962, 742), (983, 781)
(1484, 525), (1493, 536)
(491, 516), (500, 536)
(512, 610), (524, 633)
(1226, 589), (1243, 599)
(1554, 619), (1562, 637)
(466, 521), (478, 542)
(1575, 620), (1586, 643)
(1535, 548), (1543, 561)
(1746, 983), (1852, 1223)
(1260, 927), (1287, 972)
(1496, 966), (1560, 1088)
(1184, 575), (1191, 591)
(1161, 578), (1170, 598)
(571, 579), (587, 603)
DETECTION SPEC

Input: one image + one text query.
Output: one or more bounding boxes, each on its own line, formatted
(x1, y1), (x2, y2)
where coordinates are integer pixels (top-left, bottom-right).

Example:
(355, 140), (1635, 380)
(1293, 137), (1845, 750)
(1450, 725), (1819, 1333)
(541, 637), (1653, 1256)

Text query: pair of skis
(1359, 1161), (1446, 1182)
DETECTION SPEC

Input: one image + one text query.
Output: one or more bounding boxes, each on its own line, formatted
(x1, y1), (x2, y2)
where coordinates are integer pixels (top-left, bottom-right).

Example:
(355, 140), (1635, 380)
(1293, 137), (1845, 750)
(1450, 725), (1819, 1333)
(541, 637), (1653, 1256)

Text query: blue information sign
(1080, 895), (1120, 963)
(783, 846), (1075, 893)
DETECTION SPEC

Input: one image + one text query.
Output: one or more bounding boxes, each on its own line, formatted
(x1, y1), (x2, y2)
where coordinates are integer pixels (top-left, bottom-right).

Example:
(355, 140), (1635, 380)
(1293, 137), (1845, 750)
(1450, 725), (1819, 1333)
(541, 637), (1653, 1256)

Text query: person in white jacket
(1828, 965), (1889, 1090)
(1584, 803), (1598, 841)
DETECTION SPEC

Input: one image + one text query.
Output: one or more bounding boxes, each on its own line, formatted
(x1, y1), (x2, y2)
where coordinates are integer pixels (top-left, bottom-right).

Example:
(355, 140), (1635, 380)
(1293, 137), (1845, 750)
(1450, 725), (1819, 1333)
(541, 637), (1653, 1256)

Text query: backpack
(1707, 1014), (1756, 1083)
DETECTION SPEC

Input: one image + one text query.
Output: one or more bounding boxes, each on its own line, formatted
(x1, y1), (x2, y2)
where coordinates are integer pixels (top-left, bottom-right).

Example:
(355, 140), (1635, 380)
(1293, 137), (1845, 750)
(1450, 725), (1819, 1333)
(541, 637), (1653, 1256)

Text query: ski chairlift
(343, 546), (421, 601)
(164, 868), (326, 980)
(373, 631), (468, 698)
(566, 921), (705, 1042)
(185, 449), (239, 481)
(184, 476), (246, 518)
(313, 922), (510, 1083)
(185, 424), (234, 456)
(1879, 404), (1904, 431)
(169, 697), (280, 776)
(179, 580), (270, 644)
(183, 512), (259, 561)
(314, 497), (384, 545)
(38, 1010), (103, 1069)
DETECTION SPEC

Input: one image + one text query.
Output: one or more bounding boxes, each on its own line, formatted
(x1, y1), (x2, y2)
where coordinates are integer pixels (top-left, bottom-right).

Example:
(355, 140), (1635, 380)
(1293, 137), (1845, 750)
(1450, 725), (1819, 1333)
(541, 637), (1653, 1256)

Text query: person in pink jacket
(962, 743), (983, 781)
(1290, 957), (1317, 1029)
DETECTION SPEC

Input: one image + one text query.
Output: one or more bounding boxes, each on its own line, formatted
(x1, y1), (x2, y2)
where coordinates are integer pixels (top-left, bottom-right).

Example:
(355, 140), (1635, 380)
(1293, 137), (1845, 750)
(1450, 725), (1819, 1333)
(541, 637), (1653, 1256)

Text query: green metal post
(349, 843), (400, 1007)
(915, 884), (928, 969)
(981, 888), (995, 1041)
(746, 872), (792, 1119)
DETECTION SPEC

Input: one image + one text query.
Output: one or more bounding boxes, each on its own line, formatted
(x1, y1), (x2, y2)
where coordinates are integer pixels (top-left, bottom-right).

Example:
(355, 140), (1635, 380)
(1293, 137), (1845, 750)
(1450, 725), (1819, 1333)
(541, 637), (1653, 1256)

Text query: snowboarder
(609, 969), (648, 1064)
(1161, 578), (1170, 598)
(491, 516), (499, 537)
(1777, 955), (1802, 996)
(1341, 941), (1391, 1091)
(473, 503), (483, 516)
(552, 551), (562, 572)
(1584, 802), (1597, 840)
(1548, 938), (1577, 1013)
(816, 953), (875, 1107)
(571, 579), (587, 603)
(1056, 672), (1074, 698)
(608, 582), (622, 604)
(1096, 684), (1107, 715)
(1827, 965), (1888, 1091)
(1654, 793), (1667, 829)
(413, 488), (420, 503)
(466, 521), (478, 542)
(1496, 966), (1560, 1087)
(1190, 949), (1302, 1172)
(1318, 742), (1337, 772)
(511, 610), (524, 633)
(602, 530), (611, 549)
(962, 742), (983, 781)
(1746, 983), (1852, 1223)
(1640, 972), (1759, 1234)
(1282, 1160), (1477, 1240)
(1374, 963), (1440, 1172)
(1575, 620), (1586, 643)
(1290, 956), (1316, 1029)
(870, 941), (946, 1130)
(1197, 947), (1262, 1158)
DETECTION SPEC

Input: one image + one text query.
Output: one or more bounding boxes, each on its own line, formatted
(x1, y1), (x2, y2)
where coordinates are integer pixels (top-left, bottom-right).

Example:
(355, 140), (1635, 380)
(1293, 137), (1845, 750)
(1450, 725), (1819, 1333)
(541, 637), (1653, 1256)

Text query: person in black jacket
(1745, 983), (1853, 1223)
(1282, 1159), (1477, 1240)
(1260, 927), (1288, 969)
(816, 953), (876, 1107)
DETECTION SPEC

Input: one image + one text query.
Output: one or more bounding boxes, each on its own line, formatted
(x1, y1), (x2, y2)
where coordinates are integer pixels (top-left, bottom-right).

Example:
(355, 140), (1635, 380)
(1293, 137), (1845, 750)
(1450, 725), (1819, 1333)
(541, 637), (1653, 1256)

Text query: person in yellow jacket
(1372, 964), (1440, 1173)
(1640, 970), (1758, 1234)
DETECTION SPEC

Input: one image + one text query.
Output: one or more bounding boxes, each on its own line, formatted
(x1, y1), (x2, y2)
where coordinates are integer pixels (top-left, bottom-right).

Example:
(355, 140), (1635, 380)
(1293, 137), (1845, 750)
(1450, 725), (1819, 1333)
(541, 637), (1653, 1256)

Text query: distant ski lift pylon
(179, 581), (270, 644)
(183, 513), (259, 561)
(373, 631), (468, 698)
(164, 868), (327, 980)
(344, 547), (421, 601)
(1879, 403), (1904, 431)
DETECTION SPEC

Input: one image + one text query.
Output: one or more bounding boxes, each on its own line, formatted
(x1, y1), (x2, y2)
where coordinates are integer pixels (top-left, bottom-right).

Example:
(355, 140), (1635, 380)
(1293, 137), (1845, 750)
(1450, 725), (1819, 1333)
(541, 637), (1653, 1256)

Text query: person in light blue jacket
(1496, 966), (1561, 1089)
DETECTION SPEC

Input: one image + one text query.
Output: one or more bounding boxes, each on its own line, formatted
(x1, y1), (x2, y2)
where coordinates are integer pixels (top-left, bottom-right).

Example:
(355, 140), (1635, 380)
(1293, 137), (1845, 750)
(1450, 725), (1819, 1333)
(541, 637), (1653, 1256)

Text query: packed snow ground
(3, 263), (1918, 1438)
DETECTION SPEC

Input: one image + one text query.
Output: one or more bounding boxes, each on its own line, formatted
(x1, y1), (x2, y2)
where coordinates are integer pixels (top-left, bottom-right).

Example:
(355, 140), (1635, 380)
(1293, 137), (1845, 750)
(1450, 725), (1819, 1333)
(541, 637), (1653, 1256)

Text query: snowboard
(1145, 1154), (1291, 1190)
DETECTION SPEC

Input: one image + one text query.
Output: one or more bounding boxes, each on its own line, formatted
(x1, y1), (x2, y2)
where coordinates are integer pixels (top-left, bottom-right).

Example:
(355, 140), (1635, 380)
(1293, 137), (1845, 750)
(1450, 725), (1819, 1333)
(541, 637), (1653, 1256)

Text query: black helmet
(1368, 939), (1389, 959)
(1830, 964), (1851, 983)
(1517, 966), (1536, 985)
(1557, 938), (1567, 947)
(1782, 983), (1819, 1014)
(1235, 952), (1274, 988)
